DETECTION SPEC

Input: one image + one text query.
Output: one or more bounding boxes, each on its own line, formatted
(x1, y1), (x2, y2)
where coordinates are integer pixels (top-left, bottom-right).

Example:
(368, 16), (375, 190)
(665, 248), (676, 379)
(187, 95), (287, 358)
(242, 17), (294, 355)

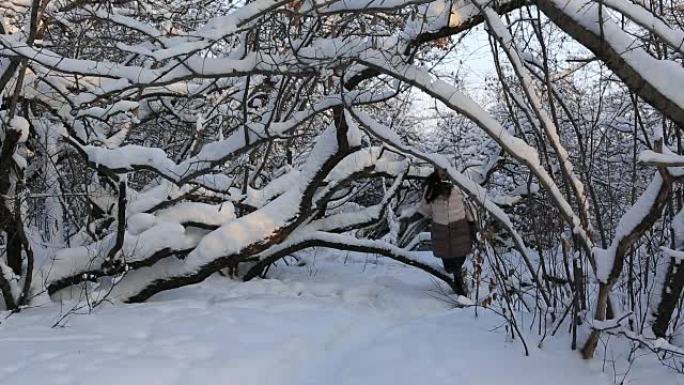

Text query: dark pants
(442, 257), (467, 295)
(442, 257), (466, 274)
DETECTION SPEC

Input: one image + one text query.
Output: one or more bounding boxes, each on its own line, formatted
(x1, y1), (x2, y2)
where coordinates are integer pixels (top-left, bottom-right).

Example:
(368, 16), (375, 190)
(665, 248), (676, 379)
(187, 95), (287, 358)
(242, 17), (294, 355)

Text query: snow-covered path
(0, 252), (670, 385)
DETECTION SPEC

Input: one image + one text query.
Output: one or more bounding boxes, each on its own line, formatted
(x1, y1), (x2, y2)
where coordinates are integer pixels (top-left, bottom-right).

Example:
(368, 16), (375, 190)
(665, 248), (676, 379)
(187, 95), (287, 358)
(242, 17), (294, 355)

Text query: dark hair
(424, 170), (452, 203)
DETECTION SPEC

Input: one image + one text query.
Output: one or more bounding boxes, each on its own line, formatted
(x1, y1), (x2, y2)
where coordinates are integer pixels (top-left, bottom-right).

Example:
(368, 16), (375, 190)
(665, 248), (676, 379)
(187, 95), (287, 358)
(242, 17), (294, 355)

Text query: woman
(419, 168), (475, 296)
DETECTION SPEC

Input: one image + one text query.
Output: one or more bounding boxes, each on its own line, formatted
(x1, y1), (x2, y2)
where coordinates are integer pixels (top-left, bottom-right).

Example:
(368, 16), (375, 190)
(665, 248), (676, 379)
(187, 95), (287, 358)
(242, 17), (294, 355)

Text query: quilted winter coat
(419, 186), (474, 259)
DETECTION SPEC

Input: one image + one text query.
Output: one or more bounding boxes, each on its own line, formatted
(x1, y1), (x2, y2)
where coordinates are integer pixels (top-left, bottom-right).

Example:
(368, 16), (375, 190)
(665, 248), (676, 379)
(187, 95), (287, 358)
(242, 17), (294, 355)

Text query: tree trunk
(652, 257), (684, 337)
(581, 282), (611, 359)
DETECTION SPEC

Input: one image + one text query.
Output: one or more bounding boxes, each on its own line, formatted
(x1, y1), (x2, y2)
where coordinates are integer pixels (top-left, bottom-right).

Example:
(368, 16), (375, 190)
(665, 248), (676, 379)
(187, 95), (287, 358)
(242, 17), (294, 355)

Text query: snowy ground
(1, 251), (681, 385)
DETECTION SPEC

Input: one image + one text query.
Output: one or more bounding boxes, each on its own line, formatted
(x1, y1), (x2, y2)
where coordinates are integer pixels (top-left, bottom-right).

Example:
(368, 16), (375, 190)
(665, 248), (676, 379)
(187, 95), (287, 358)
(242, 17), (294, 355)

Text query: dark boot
(453, 271), (467, 296)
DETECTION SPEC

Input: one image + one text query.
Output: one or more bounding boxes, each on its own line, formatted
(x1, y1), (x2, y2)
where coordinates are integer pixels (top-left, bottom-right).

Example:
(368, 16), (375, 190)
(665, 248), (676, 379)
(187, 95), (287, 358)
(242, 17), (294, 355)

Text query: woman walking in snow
(419, 168), (476, 296)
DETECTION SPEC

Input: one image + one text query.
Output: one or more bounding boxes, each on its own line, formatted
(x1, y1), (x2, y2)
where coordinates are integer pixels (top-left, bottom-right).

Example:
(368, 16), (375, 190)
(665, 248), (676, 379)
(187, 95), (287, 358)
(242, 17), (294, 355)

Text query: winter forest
(2, 0), (684, 384)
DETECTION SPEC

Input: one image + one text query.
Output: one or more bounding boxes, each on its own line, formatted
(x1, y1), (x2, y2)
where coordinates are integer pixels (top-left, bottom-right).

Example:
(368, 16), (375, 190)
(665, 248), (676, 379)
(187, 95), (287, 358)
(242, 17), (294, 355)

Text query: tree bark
(0, 129), (21, 310)
(652, 257), (684, 338)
